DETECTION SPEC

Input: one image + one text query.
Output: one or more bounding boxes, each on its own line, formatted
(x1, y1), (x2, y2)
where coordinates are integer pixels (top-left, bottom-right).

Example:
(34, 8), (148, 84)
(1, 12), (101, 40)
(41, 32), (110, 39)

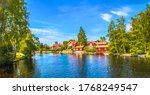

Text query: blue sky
(25, 0), (150, 45)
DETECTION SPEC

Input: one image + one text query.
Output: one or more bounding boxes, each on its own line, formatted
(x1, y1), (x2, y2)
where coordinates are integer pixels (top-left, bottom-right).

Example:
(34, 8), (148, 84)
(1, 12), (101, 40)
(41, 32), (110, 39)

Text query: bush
(84, 46), (96, 52)
(146, 52), (150, 58)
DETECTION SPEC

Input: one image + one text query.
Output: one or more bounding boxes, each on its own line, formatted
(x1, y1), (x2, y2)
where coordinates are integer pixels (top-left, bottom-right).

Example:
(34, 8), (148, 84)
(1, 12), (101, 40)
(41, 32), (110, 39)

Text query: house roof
(68, 40), (77, 46)
(88, 42), (95, 45)
(95, 41), (108, 45)
(96, 45), (108, 48)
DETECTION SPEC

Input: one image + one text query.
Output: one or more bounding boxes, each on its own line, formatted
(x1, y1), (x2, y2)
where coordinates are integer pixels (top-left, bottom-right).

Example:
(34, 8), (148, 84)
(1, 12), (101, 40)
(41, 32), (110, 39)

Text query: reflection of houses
(95, 42), (109, 54)
(51, 44), (63, 50)
(68, 40), (78, 50)
(88, 42), (95, 48)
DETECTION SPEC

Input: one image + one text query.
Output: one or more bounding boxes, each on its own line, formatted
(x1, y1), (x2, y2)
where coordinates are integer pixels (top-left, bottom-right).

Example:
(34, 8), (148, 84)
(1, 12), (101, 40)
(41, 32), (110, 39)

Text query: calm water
(1, 54), (150, 78)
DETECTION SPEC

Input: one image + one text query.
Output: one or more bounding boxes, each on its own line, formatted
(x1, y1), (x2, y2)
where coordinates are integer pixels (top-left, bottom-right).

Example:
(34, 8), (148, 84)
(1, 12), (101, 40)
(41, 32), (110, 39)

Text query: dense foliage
(107, 4), (150, 56)
(84, 46), (96, 53)
(0, 0), (37, 63)
(77, 26), (87, 46)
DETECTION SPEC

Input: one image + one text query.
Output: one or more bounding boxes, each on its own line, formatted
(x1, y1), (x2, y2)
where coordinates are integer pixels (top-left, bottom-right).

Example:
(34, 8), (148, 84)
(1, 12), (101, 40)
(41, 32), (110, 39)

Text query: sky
(25, 0), (150, 45)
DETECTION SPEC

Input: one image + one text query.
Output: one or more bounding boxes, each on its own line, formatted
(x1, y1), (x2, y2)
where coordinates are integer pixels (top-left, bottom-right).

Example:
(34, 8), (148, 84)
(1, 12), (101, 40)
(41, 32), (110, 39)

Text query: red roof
(88, 42), (95, 46)
(68, 40), (77, 47)
(95, 41), (108, 45)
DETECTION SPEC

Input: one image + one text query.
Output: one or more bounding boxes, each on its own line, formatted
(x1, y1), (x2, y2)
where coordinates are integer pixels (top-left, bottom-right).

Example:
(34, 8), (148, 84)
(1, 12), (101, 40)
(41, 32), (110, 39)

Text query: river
(1, 53), (150, 78)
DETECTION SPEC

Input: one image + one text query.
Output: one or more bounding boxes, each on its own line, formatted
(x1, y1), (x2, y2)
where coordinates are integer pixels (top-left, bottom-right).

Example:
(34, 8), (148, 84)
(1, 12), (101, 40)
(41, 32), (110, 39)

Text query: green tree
(55, 41), (58, 44)
(116, 16), (127, 54)
(77, 26), (87, 46)
(63, 41), (69, 50)
(0, 0), (36, 62)
(130, 4), (150, 55)
(100, 36), (106, 41)
(107, 20), (119, 54)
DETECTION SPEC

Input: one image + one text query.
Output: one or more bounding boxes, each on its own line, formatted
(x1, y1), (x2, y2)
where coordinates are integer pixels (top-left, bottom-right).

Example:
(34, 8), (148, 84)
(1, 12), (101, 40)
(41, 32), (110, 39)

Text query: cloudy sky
(25, 0), (149, 45)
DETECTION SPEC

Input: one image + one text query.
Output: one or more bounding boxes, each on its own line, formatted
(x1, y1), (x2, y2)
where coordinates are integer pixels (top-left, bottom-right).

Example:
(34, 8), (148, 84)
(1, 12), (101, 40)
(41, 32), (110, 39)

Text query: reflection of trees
(0, 63), (14, 78)
(0, 58), (36, 78)
(76, 54), (87, 78)
(130, 58), (150, 77)
(14, 58), (36, 78)
(108, 56), (133, 78)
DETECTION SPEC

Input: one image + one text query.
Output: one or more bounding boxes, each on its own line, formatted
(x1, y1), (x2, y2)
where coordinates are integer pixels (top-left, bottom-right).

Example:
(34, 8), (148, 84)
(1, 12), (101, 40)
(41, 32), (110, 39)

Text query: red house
(68, 40), (78, 49)
(95, 42), (108, 54)
(51, 43), (63, 50)
(88, 42), (96, 48)
(75, 46), (84, 51)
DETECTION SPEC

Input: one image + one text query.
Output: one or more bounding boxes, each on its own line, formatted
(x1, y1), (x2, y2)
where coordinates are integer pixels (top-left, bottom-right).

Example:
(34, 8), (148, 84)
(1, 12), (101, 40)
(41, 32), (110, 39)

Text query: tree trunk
(115, 40), (119, 55)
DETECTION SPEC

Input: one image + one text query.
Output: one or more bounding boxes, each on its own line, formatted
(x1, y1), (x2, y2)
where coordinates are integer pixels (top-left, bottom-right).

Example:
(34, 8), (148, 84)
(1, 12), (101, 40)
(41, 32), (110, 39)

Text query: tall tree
(116, 16), (127, 54)
(0, 0), (36, 62)
(130, 4), (150, 54)
(100, 36), (106, 42)
(77, 26), (87, 46)
(107, 20), (119, 54)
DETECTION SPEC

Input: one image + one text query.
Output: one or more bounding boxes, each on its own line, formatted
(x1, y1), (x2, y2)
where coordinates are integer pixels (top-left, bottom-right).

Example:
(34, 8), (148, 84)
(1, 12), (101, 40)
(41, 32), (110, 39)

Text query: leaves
(0, 0), (36, 61)
(77, 26), (87, 46)
(108, 4), (150, 55)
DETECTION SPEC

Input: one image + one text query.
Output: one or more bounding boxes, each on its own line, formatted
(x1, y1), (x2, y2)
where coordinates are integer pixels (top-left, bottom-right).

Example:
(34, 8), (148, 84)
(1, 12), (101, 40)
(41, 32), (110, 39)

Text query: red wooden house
(68, 40), (78, 49)
(51, 43), (63, 50)
(75, 46), (84, 51)
(95, 41), (108, 54)
(88, 42), (96, 48)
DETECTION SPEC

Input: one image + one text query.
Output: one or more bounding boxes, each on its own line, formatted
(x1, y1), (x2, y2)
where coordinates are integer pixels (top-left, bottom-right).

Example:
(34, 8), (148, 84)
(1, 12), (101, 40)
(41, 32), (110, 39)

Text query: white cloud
(126, 23), (132, 31)
(30, 28), (77, 45)
(30, 28), (60, 36)
(101, 13), (112, 22)
(111, 7), (132, 16)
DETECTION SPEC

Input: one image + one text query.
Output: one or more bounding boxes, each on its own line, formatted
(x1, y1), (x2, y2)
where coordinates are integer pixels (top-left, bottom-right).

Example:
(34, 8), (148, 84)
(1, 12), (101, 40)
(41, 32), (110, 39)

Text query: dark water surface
(1, 54), (150, 78)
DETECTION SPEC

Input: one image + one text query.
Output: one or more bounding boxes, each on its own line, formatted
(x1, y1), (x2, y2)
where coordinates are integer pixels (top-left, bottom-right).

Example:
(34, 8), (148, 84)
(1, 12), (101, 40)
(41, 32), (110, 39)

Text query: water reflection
(0, 58), (35, 78)
(1, 54), (150, 78)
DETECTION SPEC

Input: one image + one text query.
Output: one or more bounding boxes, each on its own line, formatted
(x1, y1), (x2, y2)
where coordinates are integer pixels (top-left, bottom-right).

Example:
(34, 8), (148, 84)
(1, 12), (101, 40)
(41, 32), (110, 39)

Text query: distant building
(88, 42), (96, 48)
(68, 40), (78, 49)
(95, 41), (109, 54)
(75, 46), (84, 51)
(75, 46), (85, 53)
(51, 43), (63, 50)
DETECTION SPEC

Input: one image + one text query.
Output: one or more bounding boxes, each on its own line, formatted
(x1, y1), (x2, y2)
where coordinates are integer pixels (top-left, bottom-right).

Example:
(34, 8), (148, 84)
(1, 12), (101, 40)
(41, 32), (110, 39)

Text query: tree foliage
(100, 36), (106, 42)
(77, 26), (87, 46)
(107, 4), (150, 56)
(0, 0), (37, 63)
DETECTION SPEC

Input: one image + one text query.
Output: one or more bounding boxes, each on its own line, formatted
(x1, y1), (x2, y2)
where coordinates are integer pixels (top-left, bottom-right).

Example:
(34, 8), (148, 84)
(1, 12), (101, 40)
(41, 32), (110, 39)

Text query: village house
(95, 41), (109, 54)
(67, 40), (78, 50)
(75, 46), (85, 53)
(51, 43), (63, 50)
(88, 42), (96, 48)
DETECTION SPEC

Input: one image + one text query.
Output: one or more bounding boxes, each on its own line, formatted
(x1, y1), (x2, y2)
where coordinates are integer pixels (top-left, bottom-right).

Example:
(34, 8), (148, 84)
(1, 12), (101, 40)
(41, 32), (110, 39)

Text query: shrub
(84, 46), (96, 52)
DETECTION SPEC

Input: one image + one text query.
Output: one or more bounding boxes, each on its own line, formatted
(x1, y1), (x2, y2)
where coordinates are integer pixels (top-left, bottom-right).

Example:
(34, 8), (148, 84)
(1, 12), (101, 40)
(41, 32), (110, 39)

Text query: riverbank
(34, 50), (150, 58)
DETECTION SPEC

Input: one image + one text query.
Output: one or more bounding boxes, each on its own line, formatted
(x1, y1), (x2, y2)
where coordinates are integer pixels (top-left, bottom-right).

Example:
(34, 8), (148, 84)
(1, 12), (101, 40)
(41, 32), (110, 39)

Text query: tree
(130, 4), (150, 55)
(55, 41), (58, 44)
(63, 41), (69, 50)
(0, 0), (36, 62)
(77, 26), (87, 46)
(116, 16), (127, 54)
(107, 20), (119, 54)
(100, 36), (106, 42)
(107, 4), (150, 56)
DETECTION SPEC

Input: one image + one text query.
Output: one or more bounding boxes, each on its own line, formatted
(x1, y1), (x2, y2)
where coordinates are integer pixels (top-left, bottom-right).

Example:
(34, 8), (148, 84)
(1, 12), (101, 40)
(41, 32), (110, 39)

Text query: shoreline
(34, 50), (148, 58)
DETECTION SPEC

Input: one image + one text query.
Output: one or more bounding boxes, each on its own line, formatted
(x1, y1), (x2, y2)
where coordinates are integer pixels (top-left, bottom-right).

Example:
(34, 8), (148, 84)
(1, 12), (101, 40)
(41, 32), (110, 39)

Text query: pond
(1, 53), (150, 78)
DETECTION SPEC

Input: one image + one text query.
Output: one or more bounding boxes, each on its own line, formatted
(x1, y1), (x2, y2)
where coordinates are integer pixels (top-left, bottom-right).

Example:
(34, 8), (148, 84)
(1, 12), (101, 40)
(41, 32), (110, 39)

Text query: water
(1, 53), (150, 78)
